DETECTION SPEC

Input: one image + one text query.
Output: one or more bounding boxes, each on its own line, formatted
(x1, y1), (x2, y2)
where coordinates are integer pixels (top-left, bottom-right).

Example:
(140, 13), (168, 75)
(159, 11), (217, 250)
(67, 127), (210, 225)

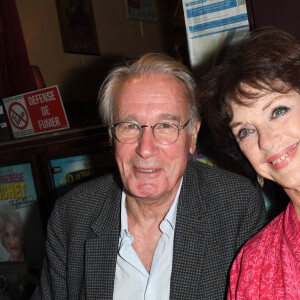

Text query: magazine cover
(0, 163), (45, 265)
(50, 152), (115, 197)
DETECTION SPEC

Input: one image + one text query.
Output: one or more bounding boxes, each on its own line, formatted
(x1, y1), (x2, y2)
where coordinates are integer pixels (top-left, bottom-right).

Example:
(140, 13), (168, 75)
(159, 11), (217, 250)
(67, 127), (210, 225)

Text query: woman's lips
(267, 142), (299, 169)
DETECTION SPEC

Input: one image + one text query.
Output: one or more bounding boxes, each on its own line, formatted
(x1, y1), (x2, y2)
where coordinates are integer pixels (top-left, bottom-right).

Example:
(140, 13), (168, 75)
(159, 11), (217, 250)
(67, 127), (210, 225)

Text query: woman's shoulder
(229, 209), (285, 273)
(228, 202), (299, 299)
(231, 208), (286, 275)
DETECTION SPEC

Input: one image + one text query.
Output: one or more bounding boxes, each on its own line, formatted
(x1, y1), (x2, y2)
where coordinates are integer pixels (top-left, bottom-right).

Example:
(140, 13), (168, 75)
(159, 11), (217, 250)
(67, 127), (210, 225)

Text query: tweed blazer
(32, 160), (266, 300)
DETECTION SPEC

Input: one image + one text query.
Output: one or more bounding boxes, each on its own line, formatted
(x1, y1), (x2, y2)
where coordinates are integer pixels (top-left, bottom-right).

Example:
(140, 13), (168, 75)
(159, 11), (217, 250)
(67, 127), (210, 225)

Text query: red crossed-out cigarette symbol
(8, 102), (29, 130)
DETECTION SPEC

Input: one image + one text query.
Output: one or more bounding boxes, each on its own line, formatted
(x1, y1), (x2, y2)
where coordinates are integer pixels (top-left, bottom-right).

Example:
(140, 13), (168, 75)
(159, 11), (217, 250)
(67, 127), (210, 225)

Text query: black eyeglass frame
(109, 119), (191, 145)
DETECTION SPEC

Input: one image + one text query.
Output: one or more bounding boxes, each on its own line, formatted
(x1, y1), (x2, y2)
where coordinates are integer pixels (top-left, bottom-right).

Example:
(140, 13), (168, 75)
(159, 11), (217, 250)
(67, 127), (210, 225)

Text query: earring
(257, 174), (264, 188)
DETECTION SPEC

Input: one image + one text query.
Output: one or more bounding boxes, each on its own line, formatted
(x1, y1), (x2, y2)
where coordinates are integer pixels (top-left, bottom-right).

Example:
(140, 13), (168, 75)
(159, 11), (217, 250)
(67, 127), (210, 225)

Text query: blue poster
(50, 153), (114, 197)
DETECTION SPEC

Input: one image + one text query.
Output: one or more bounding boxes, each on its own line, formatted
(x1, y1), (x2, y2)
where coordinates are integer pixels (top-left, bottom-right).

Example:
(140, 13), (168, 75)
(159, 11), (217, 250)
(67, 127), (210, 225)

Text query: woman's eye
(271, 106), (290, 119)
(237, 128), (254, 141)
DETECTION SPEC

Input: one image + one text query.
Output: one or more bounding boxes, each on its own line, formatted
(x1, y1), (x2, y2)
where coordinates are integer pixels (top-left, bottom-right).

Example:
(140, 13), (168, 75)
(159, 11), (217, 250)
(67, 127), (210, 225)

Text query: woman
(0, 204), (25, 262)
(200, 27), (300, 298)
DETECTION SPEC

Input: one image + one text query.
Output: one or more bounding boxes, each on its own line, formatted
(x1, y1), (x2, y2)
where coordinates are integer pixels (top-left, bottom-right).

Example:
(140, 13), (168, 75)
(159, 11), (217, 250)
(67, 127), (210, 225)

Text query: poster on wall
(0, 163), (45, 265)
(182, 0), (250, 69)
(2, 86), (69, 139)
(125, 0), (157, 22)
(50, 153), (115, 197)
(56, 0), (100, 54)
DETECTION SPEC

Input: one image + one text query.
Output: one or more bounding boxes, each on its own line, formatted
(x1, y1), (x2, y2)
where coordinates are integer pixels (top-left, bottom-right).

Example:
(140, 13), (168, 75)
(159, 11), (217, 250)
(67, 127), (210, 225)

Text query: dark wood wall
(247, 0), (300, 41)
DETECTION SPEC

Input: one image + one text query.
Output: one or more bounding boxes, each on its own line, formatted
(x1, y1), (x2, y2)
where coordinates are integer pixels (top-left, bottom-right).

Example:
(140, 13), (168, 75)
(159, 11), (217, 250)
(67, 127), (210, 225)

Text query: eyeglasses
(109, 119), (190, 145)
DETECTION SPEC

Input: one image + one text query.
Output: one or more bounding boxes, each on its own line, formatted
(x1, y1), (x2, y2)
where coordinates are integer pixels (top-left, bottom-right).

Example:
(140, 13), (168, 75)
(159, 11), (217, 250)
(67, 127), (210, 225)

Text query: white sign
(182, 0), (249, 68)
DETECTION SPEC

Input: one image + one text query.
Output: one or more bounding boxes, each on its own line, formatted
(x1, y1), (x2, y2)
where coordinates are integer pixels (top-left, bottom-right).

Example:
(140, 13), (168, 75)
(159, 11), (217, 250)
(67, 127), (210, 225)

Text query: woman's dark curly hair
(199, 27), (300, 178)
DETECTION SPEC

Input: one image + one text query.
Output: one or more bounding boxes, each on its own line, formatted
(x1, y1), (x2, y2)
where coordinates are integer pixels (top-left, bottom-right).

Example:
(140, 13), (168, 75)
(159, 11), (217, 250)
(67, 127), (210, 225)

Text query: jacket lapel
(170, 161), (210, 300)
(85, 232), (120, 299)
(85, 178), (122, 299)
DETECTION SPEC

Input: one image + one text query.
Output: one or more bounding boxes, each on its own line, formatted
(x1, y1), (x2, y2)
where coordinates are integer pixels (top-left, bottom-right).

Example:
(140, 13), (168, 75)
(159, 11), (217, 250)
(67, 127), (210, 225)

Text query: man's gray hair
(98, 53), (199, 132)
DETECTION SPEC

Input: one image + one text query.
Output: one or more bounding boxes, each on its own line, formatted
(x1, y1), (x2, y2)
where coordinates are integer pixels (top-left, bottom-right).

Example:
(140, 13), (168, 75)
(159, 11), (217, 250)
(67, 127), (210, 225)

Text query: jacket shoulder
(189, 160), (257, 192)
(51, 172), (122, 224)
(185, 160), (265, 216)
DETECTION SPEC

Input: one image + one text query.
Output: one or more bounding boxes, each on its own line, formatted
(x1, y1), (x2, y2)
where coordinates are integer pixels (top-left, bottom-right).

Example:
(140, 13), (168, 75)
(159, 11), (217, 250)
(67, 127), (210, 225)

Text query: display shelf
(0, 125), (115, 229)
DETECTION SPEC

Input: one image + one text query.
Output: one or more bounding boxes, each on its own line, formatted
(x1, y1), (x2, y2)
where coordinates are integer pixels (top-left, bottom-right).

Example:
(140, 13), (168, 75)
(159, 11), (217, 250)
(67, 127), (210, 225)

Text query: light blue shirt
(113, 180), (182, 300)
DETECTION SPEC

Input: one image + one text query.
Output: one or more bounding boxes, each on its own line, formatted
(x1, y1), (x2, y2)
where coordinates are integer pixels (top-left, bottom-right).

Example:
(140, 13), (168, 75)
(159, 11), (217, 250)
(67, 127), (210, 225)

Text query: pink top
(228, 202), (300, 299)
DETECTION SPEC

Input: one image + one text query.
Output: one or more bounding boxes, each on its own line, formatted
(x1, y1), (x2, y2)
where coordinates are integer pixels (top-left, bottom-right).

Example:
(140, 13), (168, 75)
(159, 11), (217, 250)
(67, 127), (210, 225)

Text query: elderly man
(32, 53), (266, 299)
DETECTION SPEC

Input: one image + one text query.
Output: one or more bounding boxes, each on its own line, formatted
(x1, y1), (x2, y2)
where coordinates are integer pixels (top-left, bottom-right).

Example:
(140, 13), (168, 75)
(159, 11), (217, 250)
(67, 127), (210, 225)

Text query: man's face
(113, 74), (200, 202)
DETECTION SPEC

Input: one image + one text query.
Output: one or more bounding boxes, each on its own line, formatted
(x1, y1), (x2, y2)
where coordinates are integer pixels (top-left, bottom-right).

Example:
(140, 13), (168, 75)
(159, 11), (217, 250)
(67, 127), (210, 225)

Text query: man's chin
(127, 184), (162, 199)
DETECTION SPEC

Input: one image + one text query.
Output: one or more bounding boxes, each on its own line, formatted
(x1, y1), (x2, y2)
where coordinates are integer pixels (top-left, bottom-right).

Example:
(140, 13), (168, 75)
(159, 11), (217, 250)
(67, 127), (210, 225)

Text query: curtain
(0, 0), (36, 99)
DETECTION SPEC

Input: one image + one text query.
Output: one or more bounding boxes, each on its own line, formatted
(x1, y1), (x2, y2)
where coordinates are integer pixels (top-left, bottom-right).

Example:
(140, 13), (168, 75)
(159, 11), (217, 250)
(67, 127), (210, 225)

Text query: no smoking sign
(8, 102), (29, 130)
(3, 86), (69, 139)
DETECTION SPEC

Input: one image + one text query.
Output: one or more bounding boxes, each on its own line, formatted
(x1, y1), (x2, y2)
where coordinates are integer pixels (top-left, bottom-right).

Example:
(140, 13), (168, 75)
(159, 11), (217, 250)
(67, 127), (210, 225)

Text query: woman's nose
(258, 126), (275, 151)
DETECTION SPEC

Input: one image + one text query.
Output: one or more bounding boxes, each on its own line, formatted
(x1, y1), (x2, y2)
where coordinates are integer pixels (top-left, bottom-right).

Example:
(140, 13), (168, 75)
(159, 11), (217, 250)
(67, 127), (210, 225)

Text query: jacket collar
(90, 174), (122, 236)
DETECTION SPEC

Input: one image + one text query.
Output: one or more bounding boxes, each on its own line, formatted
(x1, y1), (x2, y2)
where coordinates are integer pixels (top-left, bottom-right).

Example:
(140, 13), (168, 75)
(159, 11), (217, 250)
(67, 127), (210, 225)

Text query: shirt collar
(164, 178), (182, 230)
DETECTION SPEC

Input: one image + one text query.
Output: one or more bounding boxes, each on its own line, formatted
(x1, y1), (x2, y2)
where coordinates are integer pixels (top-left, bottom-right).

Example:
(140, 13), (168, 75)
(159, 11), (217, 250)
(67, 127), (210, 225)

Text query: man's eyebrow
(160, 114), (180, 122)
(119, 115), (137, 122)
(118, 114), (180, 123)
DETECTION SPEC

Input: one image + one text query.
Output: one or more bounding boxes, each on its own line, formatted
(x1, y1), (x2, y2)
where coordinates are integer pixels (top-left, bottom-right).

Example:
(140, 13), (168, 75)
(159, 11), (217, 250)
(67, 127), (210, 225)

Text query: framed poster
(125, 0), (157, 22)
(50, 151), (115, 197)
(56, 0), (100, 55)
(0, 163), (45, 266)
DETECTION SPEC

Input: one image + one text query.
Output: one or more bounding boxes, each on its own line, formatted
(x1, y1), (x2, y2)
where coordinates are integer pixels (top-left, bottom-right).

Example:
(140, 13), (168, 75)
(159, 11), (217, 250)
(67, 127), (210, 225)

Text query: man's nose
(135, 127), (159, 159)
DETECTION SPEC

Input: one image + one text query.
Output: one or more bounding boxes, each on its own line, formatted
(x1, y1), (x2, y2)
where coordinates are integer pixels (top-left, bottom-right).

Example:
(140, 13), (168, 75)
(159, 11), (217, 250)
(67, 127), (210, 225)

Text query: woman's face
(1, 220), (24, 260)
(230, 86), (300, 191)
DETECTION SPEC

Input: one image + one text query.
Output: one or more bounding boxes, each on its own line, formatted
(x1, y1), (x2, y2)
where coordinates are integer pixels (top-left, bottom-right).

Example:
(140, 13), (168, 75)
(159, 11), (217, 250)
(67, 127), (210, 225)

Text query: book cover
(0, 163), (45, 265)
